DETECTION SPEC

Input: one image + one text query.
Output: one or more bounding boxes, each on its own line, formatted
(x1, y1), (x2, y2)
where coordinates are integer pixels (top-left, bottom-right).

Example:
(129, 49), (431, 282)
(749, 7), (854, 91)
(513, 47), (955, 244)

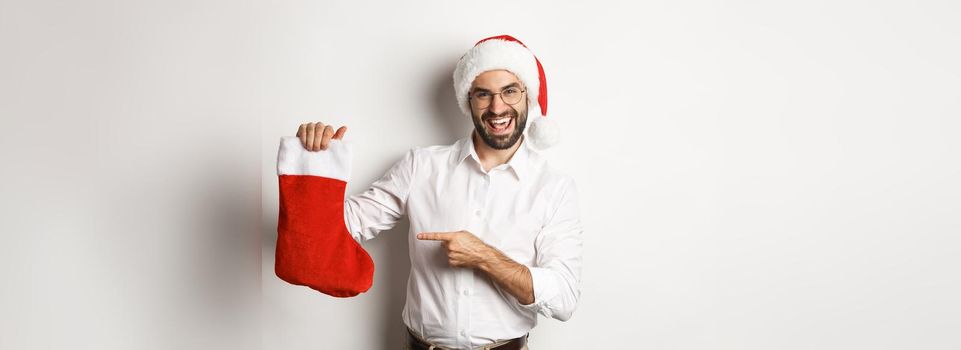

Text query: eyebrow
(472, 82), (522, 93)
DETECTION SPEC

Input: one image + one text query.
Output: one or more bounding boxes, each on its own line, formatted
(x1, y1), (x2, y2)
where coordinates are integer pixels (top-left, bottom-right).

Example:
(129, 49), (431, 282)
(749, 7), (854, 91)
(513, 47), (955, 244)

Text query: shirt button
(462, 289), (470, 296)
(460, 330), (467, 337)
(474, 209), (481, 216)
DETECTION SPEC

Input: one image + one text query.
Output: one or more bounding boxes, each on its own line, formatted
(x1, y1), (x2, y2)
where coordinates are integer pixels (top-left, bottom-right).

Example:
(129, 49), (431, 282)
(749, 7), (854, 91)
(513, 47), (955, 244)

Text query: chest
(406, 165), (550, 258)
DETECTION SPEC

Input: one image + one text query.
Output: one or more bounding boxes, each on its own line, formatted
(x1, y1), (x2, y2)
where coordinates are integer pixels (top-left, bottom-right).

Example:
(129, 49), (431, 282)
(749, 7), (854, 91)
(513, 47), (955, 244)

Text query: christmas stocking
(275, 136), (374, 297)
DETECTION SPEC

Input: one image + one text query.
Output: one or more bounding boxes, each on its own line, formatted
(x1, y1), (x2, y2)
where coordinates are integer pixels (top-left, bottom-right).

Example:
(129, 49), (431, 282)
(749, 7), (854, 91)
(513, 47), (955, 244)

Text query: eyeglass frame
(467, 87), (528, 110)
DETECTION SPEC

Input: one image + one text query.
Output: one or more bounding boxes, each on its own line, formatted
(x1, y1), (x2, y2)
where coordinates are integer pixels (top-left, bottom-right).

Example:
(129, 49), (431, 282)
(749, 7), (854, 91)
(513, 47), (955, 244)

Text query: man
(296, 35), (582, 350)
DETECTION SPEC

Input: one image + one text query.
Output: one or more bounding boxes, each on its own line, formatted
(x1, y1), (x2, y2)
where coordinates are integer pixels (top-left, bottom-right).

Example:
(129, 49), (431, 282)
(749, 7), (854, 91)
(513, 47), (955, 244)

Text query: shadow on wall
(431, 58), (473, 144)
(165, 154), (261, 348)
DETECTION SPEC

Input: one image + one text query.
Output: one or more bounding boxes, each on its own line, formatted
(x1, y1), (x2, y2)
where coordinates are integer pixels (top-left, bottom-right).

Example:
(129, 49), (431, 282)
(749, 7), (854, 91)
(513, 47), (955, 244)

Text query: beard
(471, 106), (528, 150)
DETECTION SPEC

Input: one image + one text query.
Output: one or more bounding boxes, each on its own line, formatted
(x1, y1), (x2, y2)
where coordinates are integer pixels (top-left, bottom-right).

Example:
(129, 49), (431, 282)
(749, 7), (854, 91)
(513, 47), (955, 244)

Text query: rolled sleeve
(518, 177), (584, 321)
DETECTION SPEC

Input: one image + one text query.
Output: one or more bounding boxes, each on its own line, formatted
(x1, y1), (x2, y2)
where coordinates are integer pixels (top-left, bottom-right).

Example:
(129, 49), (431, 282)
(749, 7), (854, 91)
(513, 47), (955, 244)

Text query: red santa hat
(453, 34), (559, 149)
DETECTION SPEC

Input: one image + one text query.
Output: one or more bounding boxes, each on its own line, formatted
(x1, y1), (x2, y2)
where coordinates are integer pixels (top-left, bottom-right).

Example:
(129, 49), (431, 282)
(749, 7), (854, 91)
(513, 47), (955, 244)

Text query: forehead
(471, 70), (522, 89)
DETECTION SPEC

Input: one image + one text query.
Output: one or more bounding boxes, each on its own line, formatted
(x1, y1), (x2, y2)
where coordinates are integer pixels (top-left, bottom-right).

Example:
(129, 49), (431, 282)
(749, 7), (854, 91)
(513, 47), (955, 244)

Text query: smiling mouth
(485, 116), (514, 135)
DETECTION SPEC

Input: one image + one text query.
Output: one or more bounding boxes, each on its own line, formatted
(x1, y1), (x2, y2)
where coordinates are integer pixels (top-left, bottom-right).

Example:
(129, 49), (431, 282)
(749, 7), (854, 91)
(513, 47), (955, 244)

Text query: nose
(489, 93), (510, 115)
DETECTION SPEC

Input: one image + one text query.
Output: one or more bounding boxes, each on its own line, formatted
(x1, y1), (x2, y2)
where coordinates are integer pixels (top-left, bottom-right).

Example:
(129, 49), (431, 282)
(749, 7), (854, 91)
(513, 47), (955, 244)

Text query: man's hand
(417, 230), (494, 269)
(418, 230), (535, 305)
(297, 122), (347, 152)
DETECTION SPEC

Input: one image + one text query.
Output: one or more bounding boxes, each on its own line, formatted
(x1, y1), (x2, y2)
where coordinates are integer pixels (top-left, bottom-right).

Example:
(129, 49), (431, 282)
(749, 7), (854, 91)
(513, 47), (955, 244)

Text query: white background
(2, 0), (959, 349)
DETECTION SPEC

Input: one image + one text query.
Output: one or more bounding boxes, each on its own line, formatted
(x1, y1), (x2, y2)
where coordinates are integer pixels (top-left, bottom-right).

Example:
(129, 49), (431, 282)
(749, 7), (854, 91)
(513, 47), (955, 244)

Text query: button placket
(473, 174), (490, 222)
(455, 269), (472, 347)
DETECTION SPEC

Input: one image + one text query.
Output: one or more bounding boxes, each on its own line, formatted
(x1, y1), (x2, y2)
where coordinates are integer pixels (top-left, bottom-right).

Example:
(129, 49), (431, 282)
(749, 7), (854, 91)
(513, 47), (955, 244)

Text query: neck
(472, 132), (523, 172)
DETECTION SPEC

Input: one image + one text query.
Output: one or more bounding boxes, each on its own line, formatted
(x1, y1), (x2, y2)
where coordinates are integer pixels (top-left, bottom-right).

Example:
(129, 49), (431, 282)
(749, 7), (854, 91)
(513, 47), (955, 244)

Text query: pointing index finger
(417, 232), (453, 241)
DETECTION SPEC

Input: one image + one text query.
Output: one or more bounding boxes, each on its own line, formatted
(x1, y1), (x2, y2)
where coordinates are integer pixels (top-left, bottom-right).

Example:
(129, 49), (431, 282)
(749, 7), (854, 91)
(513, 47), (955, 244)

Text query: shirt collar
(454, 132), (531, 181)
(455, 133), (477, 167)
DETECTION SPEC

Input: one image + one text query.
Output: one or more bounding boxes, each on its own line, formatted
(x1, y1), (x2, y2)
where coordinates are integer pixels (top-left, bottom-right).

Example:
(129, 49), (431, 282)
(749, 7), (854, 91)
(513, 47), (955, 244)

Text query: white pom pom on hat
(453, 34), (558, 150)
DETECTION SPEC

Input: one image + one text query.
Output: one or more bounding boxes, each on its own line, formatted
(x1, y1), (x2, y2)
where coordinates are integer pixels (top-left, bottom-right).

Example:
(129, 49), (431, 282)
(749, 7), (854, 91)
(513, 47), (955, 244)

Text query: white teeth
(487, 117), (511, 131)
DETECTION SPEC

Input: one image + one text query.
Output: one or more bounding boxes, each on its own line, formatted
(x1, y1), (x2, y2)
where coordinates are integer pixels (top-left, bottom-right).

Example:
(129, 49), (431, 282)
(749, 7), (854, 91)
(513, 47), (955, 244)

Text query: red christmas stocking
(275, 136), (373, 297)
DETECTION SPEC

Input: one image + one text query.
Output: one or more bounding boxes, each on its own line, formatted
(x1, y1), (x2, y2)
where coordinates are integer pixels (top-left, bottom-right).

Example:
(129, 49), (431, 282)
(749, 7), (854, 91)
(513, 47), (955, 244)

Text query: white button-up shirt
(343, 134), (584, 349)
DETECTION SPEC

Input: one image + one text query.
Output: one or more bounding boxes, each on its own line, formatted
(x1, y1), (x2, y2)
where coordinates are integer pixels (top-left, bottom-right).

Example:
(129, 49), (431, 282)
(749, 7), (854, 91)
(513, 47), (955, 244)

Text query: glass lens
(502, 89), (522, 105)
(469, 89), (524, 109)
(470, 91), (491, 109)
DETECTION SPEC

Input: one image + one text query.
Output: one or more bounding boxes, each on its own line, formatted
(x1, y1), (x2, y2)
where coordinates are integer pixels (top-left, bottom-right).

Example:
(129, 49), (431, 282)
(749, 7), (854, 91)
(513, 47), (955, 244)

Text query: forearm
(417, 230), (537, 305)
(477, 246), (535, 305)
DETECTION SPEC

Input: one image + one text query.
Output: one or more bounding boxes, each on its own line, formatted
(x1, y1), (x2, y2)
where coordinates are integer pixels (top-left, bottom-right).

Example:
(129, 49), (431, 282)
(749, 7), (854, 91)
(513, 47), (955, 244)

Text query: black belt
(406, 328), (528, 350)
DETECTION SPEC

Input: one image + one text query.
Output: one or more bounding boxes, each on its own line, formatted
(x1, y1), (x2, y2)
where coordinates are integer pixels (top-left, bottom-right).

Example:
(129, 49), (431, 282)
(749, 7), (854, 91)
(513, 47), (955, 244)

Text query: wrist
(476, 244), (501, 273)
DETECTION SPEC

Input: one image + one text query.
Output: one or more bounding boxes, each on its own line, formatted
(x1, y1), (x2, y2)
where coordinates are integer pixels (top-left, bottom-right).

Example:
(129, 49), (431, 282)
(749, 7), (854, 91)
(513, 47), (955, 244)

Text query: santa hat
(453, 35), (559, 149)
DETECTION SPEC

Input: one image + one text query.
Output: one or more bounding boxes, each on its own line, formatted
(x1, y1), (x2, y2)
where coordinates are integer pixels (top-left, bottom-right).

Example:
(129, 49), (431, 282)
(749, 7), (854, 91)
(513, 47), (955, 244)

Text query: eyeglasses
(468, 87), (526, 110)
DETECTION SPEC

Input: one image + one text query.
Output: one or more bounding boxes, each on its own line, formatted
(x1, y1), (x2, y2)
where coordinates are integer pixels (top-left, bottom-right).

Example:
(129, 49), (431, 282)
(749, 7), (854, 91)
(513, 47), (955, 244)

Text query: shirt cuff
(518, 266), (559, 317)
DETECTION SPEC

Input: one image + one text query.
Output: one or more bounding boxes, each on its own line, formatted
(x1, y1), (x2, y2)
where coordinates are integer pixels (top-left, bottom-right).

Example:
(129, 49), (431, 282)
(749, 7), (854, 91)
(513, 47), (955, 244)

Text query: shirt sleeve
(518, 176), (584, 321)
(343, 149), (416, 242)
